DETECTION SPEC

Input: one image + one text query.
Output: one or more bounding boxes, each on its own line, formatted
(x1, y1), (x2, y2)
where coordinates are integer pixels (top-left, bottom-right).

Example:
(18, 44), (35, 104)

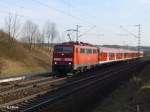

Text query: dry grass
(0, 31), (52, 78)
(92, 64), (150, 112)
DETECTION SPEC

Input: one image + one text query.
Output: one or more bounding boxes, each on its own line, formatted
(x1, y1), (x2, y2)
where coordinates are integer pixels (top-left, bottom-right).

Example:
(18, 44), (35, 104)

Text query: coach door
(74, 47), (79, 66)
(99, 50), (102, 61)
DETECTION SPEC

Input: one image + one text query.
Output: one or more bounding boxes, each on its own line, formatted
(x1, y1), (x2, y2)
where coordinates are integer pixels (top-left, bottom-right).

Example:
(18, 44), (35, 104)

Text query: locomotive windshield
(54, 46), (73, 53)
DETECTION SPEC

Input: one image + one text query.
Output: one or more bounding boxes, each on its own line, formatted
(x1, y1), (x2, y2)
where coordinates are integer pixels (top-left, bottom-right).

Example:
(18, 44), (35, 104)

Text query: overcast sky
(0, 0), (150, 46)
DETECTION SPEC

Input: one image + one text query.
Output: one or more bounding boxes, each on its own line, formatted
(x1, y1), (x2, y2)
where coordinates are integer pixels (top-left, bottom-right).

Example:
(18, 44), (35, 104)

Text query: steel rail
(0, 77), (66, 106)
(0, 63), (130, 111)
(0, 77), (53, 93)
(0, 61), (145, 112)
(19, 61), (142, 112)
(0, 77), (53, 95)
(21, 62), (139, 112)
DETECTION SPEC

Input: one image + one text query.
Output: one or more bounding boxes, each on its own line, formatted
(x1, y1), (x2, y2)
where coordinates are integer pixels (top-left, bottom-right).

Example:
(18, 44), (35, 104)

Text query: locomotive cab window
(54, 46), (73, 53)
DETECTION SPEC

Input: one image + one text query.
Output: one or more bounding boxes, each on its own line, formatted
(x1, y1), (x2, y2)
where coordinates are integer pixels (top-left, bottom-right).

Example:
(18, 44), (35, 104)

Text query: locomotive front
(52, 44), (74, 74)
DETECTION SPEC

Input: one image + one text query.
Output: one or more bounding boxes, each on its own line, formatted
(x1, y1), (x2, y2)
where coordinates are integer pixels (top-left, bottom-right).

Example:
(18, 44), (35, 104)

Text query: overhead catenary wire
(0, 9), (43, 22)
(1, 0), (95, 26)
(0, 1), (47, 22)
(120, 25), (141, 57)
(120, 25), (138, 38)
(57, 0), (96, 19)
(79, 25), (96, 37)
(0, 0), (120, 41)
(0, 0), (94, 25)
(31, 0), (96, 26)
(0, 0), (24, 9)
(0, 0), (115, 36)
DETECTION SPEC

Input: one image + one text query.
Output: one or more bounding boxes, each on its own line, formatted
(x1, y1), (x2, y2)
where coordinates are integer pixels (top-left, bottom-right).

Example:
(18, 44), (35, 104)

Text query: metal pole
(138, 24), (141, 57)
(67, 25), (81, 42)
(135, 24), (141, 57)
(120, 25), (141, 57)
(76, 25), (79, 42)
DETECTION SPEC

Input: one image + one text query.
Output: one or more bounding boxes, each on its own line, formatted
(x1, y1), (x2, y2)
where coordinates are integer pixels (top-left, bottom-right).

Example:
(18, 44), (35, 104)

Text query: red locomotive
(52, 41), (144, 75)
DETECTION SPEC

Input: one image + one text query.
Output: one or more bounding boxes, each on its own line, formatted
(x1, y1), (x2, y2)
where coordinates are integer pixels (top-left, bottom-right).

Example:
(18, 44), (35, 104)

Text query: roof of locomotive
(55, 41), (95, 47)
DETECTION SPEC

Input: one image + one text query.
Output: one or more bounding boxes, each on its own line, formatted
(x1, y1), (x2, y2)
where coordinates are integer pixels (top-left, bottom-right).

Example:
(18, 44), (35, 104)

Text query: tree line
(2, 13), (59, 49)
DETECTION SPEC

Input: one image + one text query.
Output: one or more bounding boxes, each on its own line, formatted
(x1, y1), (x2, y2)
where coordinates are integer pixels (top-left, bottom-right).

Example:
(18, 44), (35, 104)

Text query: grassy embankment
(0, 31), (52, 78)
(92, 60), (150, 112)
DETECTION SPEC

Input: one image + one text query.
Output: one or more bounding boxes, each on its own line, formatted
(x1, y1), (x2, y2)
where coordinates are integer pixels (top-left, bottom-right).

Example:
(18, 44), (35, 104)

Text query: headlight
(68, 62), (72, 65)
(54, 62), (57, 64)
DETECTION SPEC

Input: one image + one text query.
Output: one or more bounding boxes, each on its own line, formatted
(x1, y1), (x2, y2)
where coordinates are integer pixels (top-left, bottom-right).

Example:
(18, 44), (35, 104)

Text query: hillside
(0, 31), (52, 78)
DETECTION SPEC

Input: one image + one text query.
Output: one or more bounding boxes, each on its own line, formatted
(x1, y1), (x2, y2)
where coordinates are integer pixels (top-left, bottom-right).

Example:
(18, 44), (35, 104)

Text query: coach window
(88, 49), (90, 54)
(93, 49), (96, 54)
(85, 49), (87, 54)
(89, 49), (92, 54)
(80, 48), (85, 53)
(86, 49), (92, 54)
(87, 49), (89, 54)
(86, 49), (89, 54)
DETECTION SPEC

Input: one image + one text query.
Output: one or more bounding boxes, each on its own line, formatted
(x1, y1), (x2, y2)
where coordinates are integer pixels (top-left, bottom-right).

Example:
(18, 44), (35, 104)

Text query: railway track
(0, 77), (52, 93)
(0, 77), (66, 109)
(0, 72), (52, 92)
(0, 60), (147, 112)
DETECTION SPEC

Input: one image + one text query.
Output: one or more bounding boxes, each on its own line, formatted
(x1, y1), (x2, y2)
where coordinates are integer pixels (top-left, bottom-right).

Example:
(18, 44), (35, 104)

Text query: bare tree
(43, 21), (51, 48)
(40, 30), (45, 48)
(43, 21), (58, 48)
(36, 33), (44, 47)
(51, 23), (57, 43)
(21, 20), (39, 49)
(4, 13), (20, 41)
(33, 29), (44, 47)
